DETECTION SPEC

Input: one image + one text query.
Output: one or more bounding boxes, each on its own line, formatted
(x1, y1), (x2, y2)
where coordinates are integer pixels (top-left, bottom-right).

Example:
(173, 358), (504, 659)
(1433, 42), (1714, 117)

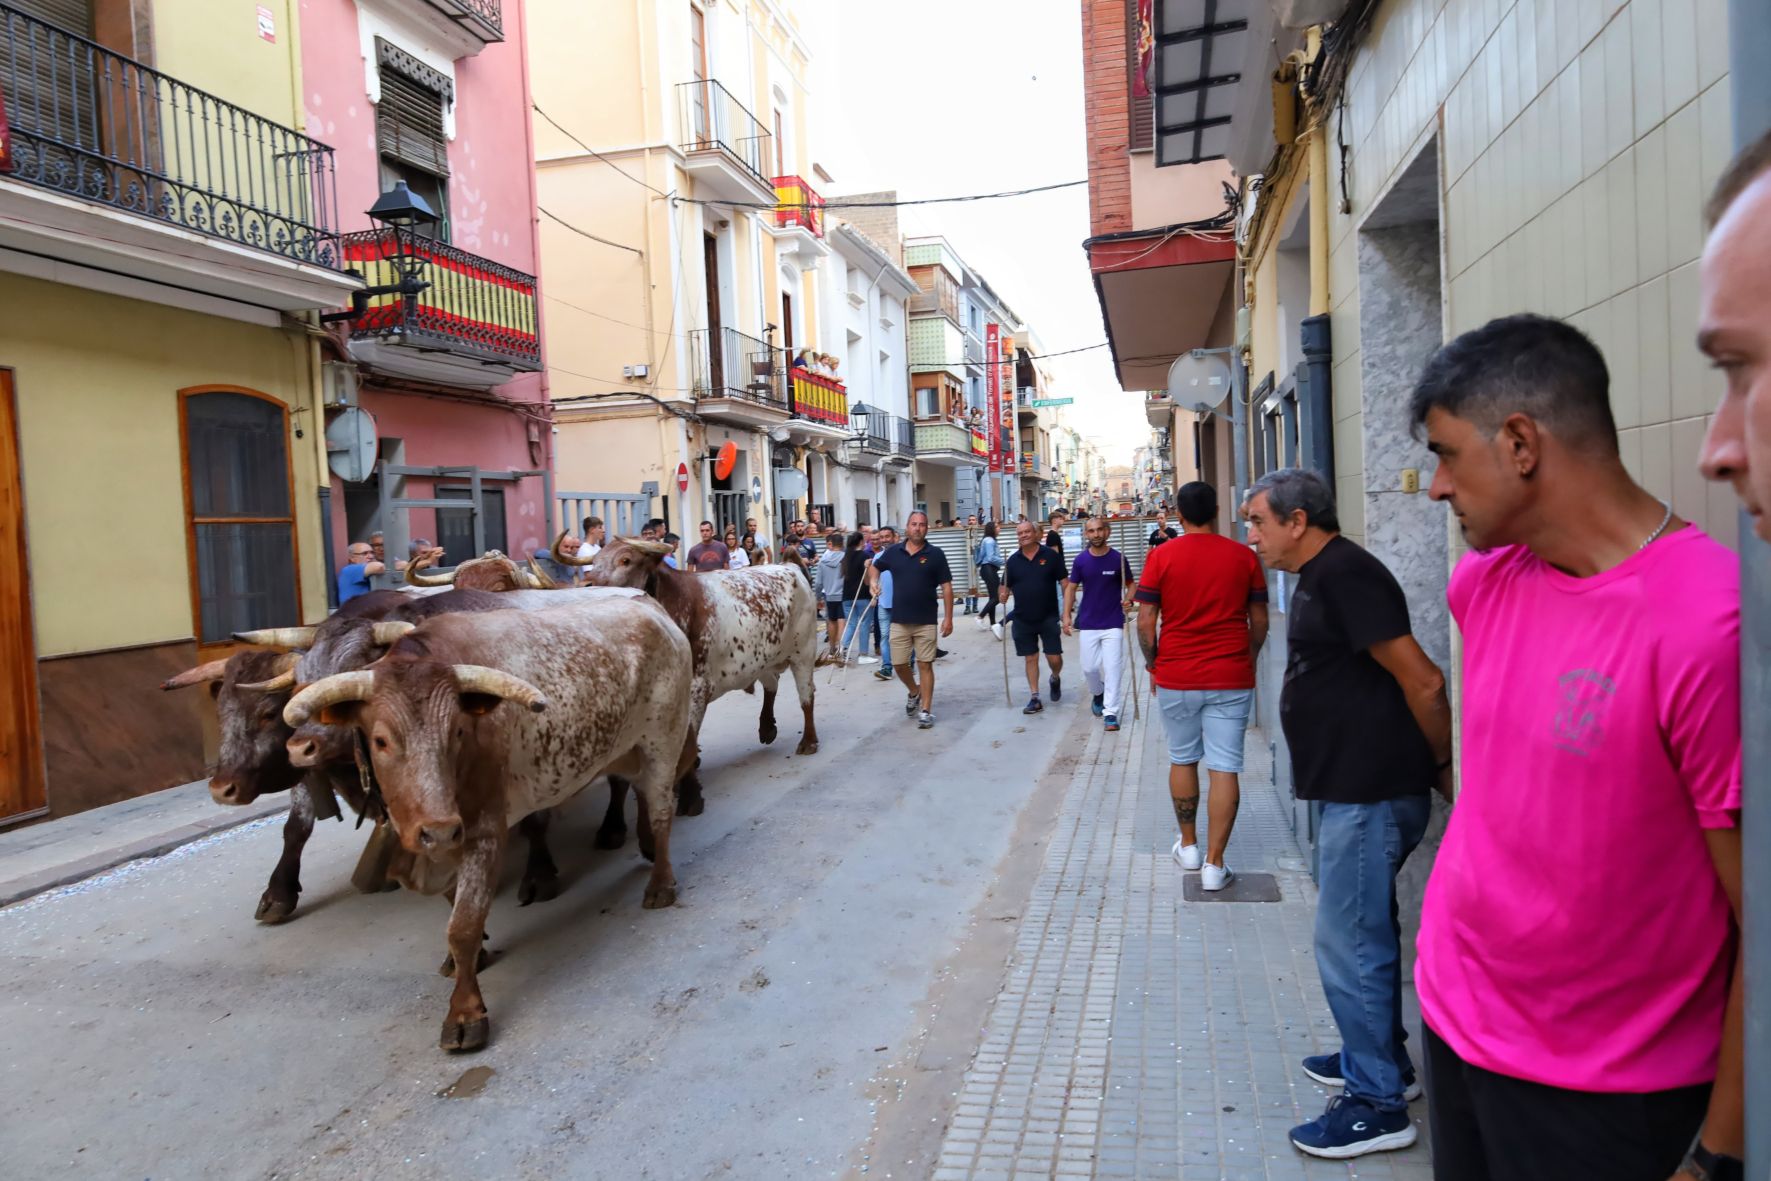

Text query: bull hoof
(676, 794), (705, 817)
(593, 825), (627, 851)
(439, 947), (492, 977)
(254, 892), (298, 924)
(518, 872), (560, 907)
(795, 738), (820, 756)
(758, 724), (779, 745)
(642, 883), (678, 909)
(440, 1014), (490, 1053)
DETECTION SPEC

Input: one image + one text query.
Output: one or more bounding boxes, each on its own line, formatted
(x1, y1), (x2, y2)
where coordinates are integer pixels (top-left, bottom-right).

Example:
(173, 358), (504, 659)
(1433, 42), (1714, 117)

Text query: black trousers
(980, 565), (1002, 624)
(1424, 1023), (1709, 1181)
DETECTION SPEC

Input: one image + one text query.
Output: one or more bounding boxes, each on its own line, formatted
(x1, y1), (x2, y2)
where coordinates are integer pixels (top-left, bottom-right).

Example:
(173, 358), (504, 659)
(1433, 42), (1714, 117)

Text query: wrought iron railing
(774, 175), (824, 237)
(690, 326), (787, 410)
(421, 0), (502, 42)
(790, 370), (847, 425)
(0, 3), (343, 269)
(852, 408), (892, 452)
(340, 230), (540, 368)
(676, 79), (773, 190)
(892, 415), (915, 456)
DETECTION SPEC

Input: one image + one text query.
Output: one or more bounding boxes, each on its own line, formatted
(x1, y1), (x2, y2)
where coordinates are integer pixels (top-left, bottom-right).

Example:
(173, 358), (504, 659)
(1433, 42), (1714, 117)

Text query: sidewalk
(0, 779), (285, 908)
(931, 701), (1433, 1180)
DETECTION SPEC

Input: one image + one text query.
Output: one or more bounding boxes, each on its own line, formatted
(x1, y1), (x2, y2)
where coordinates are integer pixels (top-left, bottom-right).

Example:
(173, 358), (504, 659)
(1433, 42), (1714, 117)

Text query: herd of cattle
(160, 537), (820, 1052)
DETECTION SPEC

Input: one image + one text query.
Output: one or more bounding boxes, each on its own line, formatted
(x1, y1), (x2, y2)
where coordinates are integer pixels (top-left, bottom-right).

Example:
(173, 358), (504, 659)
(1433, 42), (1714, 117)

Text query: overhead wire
(533, 103), (673, 199)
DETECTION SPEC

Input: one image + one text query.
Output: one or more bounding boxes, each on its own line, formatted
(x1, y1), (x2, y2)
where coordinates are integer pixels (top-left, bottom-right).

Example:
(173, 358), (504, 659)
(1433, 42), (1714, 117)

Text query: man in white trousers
(1063, 515), (1135, 731)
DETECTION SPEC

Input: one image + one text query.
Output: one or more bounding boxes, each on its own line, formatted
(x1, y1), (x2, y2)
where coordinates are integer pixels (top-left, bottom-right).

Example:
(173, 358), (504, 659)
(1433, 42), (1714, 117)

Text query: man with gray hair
(1243, 467), (1451, 1160)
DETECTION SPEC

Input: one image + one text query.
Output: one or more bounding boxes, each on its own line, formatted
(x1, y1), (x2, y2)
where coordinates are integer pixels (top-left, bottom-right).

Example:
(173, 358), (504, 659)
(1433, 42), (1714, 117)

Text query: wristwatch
(1681, 1138), (1744, 1181)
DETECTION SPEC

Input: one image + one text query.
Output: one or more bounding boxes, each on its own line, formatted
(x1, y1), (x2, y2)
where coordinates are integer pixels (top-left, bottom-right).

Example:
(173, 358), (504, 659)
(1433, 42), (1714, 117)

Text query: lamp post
(322, 181), (440, 325)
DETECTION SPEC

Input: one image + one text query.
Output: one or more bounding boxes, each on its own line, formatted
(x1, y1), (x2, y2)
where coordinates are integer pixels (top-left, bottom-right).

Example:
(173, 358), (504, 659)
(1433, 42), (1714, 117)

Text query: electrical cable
(539, 207), (644, 255)
(533, 104), (674, 199)
(674, 179), (1089, 213)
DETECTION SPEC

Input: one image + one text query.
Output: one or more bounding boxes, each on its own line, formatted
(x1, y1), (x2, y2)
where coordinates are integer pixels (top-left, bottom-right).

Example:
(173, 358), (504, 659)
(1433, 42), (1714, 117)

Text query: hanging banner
(1134, 0), (1155, 98)
(985, 323), (1002, 473)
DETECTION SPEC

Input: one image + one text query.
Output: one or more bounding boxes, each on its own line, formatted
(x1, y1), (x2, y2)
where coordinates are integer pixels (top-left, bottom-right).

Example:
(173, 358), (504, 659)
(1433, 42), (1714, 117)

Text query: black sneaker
(1302, 1051), (1422, 1103)
(1049, 674), (1062, 702)
(1023, 696), (1043, 714)
(873, 667), (892, 681)
(1091, 693), (1104, 717)
(1289, 1094), (1416, 1159)
(934, 647), (949, 659)
(905, 691), (919, 717)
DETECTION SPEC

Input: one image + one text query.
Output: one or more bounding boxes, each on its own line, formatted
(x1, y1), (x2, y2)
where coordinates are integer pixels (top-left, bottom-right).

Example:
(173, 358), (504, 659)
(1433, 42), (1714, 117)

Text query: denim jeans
(876, 605), (894, 671)
(1314, 794), (1431, 1112)
(840, 598), (873, 657)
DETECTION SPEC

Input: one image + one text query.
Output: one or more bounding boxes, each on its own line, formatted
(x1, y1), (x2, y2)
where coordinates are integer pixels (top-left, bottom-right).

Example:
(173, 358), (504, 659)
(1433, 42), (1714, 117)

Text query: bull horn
(625, 538), (676, 559)
(452, 665), (549, 713)
(551, 530), (596, 567)
(161, 659), (230, 691)
(233, 626), (319, 649)
(404, 555), (454, 587)
(238, 652), (300, 692)
(370, 621), (417, 646)
(525, 559), (559, 590)
(284, 671), (376, 726)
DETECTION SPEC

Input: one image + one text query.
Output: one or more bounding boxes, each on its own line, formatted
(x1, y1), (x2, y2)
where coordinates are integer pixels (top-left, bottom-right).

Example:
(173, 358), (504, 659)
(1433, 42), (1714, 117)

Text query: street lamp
(322, 181), (439, 324)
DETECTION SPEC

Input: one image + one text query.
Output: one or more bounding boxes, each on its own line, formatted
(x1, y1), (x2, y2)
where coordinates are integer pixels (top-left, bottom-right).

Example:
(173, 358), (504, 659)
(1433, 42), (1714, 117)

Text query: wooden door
(704, 233), (723, 391)
(0, 369), (47, 823)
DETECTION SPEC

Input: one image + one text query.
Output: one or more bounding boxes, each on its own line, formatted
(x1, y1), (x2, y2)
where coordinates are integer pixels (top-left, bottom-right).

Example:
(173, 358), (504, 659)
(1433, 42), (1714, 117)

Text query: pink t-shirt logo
(1551, 668), (1615, 756)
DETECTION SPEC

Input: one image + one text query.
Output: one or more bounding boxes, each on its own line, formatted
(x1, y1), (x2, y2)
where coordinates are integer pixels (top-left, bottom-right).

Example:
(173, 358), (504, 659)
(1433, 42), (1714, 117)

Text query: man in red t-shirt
(1134, 481), (1268, 890)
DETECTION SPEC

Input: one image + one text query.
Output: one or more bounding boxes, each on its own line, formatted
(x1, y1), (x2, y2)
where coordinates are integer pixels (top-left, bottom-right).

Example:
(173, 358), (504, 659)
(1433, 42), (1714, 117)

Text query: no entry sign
(676, 462), (690, 494)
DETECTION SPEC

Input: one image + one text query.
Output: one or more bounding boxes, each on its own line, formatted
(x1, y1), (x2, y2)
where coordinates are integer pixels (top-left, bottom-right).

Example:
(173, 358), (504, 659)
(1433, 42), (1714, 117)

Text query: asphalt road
(1, 619), (1092, 1180)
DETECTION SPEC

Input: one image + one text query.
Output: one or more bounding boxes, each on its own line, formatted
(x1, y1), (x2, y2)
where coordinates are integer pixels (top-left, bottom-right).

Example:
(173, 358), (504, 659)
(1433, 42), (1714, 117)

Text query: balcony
(0, 4), (360, 312)
(914, 419), (986, 469)
(771, 175), (828, 269)
(339, 230), (539, 387)
(364, 0), (501, 57)
(778, 369), (850, 446)
(908, 285), (961, 324)
(676, 79), (775, 205)
(850, 408), (915, 465)
(1145, 390), (1175, 428)
(690, 326), (789, 426)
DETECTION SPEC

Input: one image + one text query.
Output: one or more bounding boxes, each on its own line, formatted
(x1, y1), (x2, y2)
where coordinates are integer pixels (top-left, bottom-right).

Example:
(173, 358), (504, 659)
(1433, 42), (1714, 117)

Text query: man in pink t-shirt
(1413, 314), (1744, 1181)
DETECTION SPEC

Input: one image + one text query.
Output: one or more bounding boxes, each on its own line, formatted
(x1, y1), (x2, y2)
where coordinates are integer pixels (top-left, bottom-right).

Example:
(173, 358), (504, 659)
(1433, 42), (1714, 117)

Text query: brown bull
(404, 551), (557, 592)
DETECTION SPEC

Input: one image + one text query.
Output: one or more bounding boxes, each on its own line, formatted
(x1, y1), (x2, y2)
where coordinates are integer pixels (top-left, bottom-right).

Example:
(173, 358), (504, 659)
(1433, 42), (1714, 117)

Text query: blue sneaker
(1091, 693), (1104, 717)
(1103, 714), (1119, 732)
(1289, 1095), (1417, 1159)
(1049, 674), (1062, 702)
(1023, 697), (1044, 715)
(1301, 1051), (1422, 1103)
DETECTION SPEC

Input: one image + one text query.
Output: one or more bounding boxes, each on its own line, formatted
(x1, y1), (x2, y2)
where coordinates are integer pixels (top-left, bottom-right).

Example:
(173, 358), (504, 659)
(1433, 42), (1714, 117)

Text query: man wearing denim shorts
(1134, 481), (1268, 891)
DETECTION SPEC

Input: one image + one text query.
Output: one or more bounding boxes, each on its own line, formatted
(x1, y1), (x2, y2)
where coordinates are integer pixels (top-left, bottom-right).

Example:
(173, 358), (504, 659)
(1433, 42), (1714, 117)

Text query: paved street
(2, 620), (1429, 1180)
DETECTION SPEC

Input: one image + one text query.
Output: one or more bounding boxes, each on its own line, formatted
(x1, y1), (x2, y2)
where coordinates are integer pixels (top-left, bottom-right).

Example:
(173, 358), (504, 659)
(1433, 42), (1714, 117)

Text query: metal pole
(318, 487), (338, 612)
(1728, 0), (1771, 1166)
(469, 467), (486, 558)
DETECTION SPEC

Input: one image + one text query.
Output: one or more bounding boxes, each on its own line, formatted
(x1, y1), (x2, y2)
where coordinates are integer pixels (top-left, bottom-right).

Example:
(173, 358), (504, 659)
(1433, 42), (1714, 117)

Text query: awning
(1085, 226), (1235, 390)
(1154, 0), (1254, 167)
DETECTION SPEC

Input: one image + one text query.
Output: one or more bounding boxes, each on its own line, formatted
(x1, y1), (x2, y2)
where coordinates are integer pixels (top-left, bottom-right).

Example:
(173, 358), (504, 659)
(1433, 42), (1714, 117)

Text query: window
(375, 40), (451, 239)
(179, 390), (298, 645)
(915, 383), (941, 419)
(774, 108), (786, 176)
(436, 486), (507, 567)
(688, 4), (709, 142)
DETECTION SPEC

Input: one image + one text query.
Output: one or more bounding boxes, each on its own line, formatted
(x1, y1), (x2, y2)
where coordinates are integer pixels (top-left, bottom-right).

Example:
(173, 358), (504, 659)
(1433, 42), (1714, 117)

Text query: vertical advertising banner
(1134, 0), (1155, 98)
(985, 323), (1002, 473)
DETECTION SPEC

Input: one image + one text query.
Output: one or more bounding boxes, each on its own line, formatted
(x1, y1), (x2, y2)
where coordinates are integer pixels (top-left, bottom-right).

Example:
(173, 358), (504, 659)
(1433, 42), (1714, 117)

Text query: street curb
(0, 798), (288, 910)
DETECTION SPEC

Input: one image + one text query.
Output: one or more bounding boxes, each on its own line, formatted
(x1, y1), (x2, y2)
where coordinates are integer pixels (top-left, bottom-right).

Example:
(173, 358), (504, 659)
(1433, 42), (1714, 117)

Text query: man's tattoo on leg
(1173, 796), (1199, 826)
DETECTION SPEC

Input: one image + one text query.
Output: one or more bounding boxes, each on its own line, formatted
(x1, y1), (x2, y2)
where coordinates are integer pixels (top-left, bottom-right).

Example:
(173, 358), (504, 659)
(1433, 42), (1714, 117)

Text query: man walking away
(686, 520), (730, 573)
(1243, 469), (1448, 1159)
(1135, 481), (1267, 890)
(1065, 515), (1134, 730)
(1416, 315), (1744, 1181)
(1148, 510), (1179, 548)
(870, 510), (953, 729)
(1002, 520), (1067, 714)
(871, 525), (898, 680)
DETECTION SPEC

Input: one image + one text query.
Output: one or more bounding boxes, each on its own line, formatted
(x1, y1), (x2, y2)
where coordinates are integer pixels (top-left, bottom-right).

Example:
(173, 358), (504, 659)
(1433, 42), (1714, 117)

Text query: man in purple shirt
(1063, 515), (1135, 731)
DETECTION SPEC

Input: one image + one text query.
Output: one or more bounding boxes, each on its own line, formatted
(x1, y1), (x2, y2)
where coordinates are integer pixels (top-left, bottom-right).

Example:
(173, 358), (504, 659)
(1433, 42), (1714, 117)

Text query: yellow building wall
(1323, 0), (1736, 545)
(0, 276), (327, 657)
(148, 0), (304, 128)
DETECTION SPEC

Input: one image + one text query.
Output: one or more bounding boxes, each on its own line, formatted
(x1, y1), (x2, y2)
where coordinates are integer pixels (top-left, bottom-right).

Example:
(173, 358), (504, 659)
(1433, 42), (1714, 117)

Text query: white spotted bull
(282, 598), (694, 1052)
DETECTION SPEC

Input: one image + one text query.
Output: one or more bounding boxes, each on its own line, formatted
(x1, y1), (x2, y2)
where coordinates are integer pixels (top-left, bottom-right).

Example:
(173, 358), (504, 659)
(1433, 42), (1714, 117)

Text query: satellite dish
(714, 440), (738, 481)
(1167, 353), (1228, 414)
(773, 467), (808, 499)
(325, 407), (378, 483)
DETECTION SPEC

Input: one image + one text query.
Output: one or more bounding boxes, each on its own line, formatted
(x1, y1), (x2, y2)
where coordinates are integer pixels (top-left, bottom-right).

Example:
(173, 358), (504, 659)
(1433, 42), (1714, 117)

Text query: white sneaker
(991, 622), (1004, 641)
(1171, 838), (1202, 870)
(1201, 863), (1234, 891)
(857, 656), (879, 665)
(975, 615), (989, 630)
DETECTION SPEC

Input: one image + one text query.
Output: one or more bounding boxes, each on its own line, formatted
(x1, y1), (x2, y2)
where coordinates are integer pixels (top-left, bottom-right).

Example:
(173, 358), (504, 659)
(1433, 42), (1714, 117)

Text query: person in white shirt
(724, 525), (750, 569)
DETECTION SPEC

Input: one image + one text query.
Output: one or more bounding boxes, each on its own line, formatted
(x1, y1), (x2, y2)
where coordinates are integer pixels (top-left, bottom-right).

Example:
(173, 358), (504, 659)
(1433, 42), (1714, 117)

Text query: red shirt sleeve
(1133, 541), (1167, 605)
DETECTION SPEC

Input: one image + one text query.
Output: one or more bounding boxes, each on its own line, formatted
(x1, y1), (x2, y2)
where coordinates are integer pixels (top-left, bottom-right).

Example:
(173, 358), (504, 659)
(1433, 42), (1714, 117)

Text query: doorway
(0, 369), (47, 823)
(781, 292), (795, 360)
(704, 233), (724, 391)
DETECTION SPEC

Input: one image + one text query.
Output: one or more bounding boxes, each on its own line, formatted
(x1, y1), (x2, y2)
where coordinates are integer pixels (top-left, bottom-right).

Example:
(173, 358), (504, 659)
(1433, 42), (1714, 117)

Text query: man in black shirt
(1043, 508), (1070, 559)
(1148, 510), (1179, 548)
(1001, 519), (1068, 713)
(869, 510), (953, 729)
(1243, 468), (1451, 1162)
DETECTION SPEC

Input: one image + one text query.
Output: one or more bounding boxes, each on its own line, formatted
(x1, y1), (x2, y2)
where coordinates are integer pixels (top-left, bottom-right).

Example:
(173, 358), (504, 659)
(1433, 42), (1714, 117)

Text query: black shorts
(1423, 1023), (1708, 1181)
(825, 598), (844, 620)
(1012, 617), (1062, 656)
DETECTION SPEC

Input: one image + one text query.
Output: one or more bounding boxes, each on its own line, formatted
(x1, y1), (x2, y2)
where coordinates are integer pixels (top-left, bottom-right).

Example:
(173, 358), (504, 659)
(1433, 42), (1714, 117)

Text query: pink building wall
(300, 0), (555, 574)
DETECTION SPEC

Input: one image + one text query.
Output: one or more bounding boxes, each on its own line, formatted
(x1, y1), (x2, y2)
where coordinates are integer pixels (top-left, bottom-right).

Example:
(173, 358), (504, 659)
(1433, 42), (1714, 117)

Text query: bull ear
(317, 701), (363, 726)
(459, 693), (503, 717)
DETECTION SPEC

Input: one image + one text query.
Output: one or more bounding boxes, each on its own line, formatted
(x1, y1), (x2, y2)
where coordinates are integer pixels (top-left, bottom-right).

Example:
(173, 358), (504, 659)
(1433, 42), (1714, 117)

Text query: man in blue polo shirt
(869, 510), (953, 729)
(336, 540), (384, 605)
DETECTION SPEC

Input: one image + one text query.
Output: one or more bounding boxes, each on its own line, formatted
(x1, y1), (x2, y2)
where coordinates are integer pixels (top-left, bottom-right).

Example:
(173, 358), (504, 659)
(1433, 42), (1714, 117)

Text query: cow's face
(209, 650), (303, 805)
(578, 538), (670, 592)
(285, 660), (547, 857)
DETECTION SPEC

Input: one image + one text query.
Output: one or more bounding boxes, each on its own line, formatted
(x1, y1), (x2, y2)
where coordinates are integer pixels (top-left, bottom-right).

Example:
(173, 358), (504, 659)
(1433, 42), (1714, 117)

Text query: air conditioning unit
(322, 361), (360, 408)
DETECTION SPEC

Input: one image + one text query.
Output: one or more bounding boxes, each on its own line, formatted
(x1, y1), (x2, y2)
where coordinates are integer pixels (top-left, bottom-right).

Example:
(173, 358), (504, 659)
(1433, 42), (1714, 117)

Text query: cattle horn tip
(551, 530), (595, 567)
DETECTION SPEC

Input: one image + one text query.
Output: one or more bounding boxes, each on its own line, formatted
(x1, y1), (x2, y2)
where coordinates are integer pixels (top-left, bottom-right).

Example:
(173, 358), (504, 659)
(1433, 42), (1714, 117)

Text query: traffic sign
(675, 461), (690, 494)
(1030, 397), (1074, 407)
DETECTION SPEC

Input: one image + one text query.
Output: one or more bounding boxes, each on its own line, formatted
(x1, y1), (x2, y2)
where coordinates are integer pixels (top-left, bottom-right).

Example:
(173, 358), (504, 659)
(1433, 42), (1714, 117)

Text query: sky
(803, 0), (1148, 467)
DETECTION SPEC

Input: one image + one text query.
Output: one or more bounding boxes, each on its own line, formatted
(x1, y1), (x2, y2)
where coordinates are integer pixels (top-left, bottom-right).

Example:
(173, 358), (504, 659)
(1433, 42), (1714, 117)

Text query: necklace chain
(1640, 500), (1673, 551)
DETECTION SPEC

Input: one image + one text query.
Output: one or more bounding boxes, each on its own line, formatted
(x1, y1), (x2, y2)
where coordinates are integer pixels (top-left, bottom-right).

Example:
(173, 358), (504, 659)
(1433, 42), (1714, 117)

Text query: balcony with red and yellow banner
(341, 229), (541, 388)
(771, 174), (830, 269)
(790, 370), (848, 427)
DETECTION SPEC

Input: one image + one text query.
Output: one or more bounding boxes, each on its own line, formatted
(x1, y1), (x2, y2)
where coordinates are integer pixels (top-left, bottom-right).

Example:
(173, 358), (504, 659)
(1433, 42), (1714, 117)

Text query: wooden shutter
(4, 0), (99, 149)
(1127, 0), (1153, 151)
(11, 0), (92, 34)
(375, 40), (451, 177)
